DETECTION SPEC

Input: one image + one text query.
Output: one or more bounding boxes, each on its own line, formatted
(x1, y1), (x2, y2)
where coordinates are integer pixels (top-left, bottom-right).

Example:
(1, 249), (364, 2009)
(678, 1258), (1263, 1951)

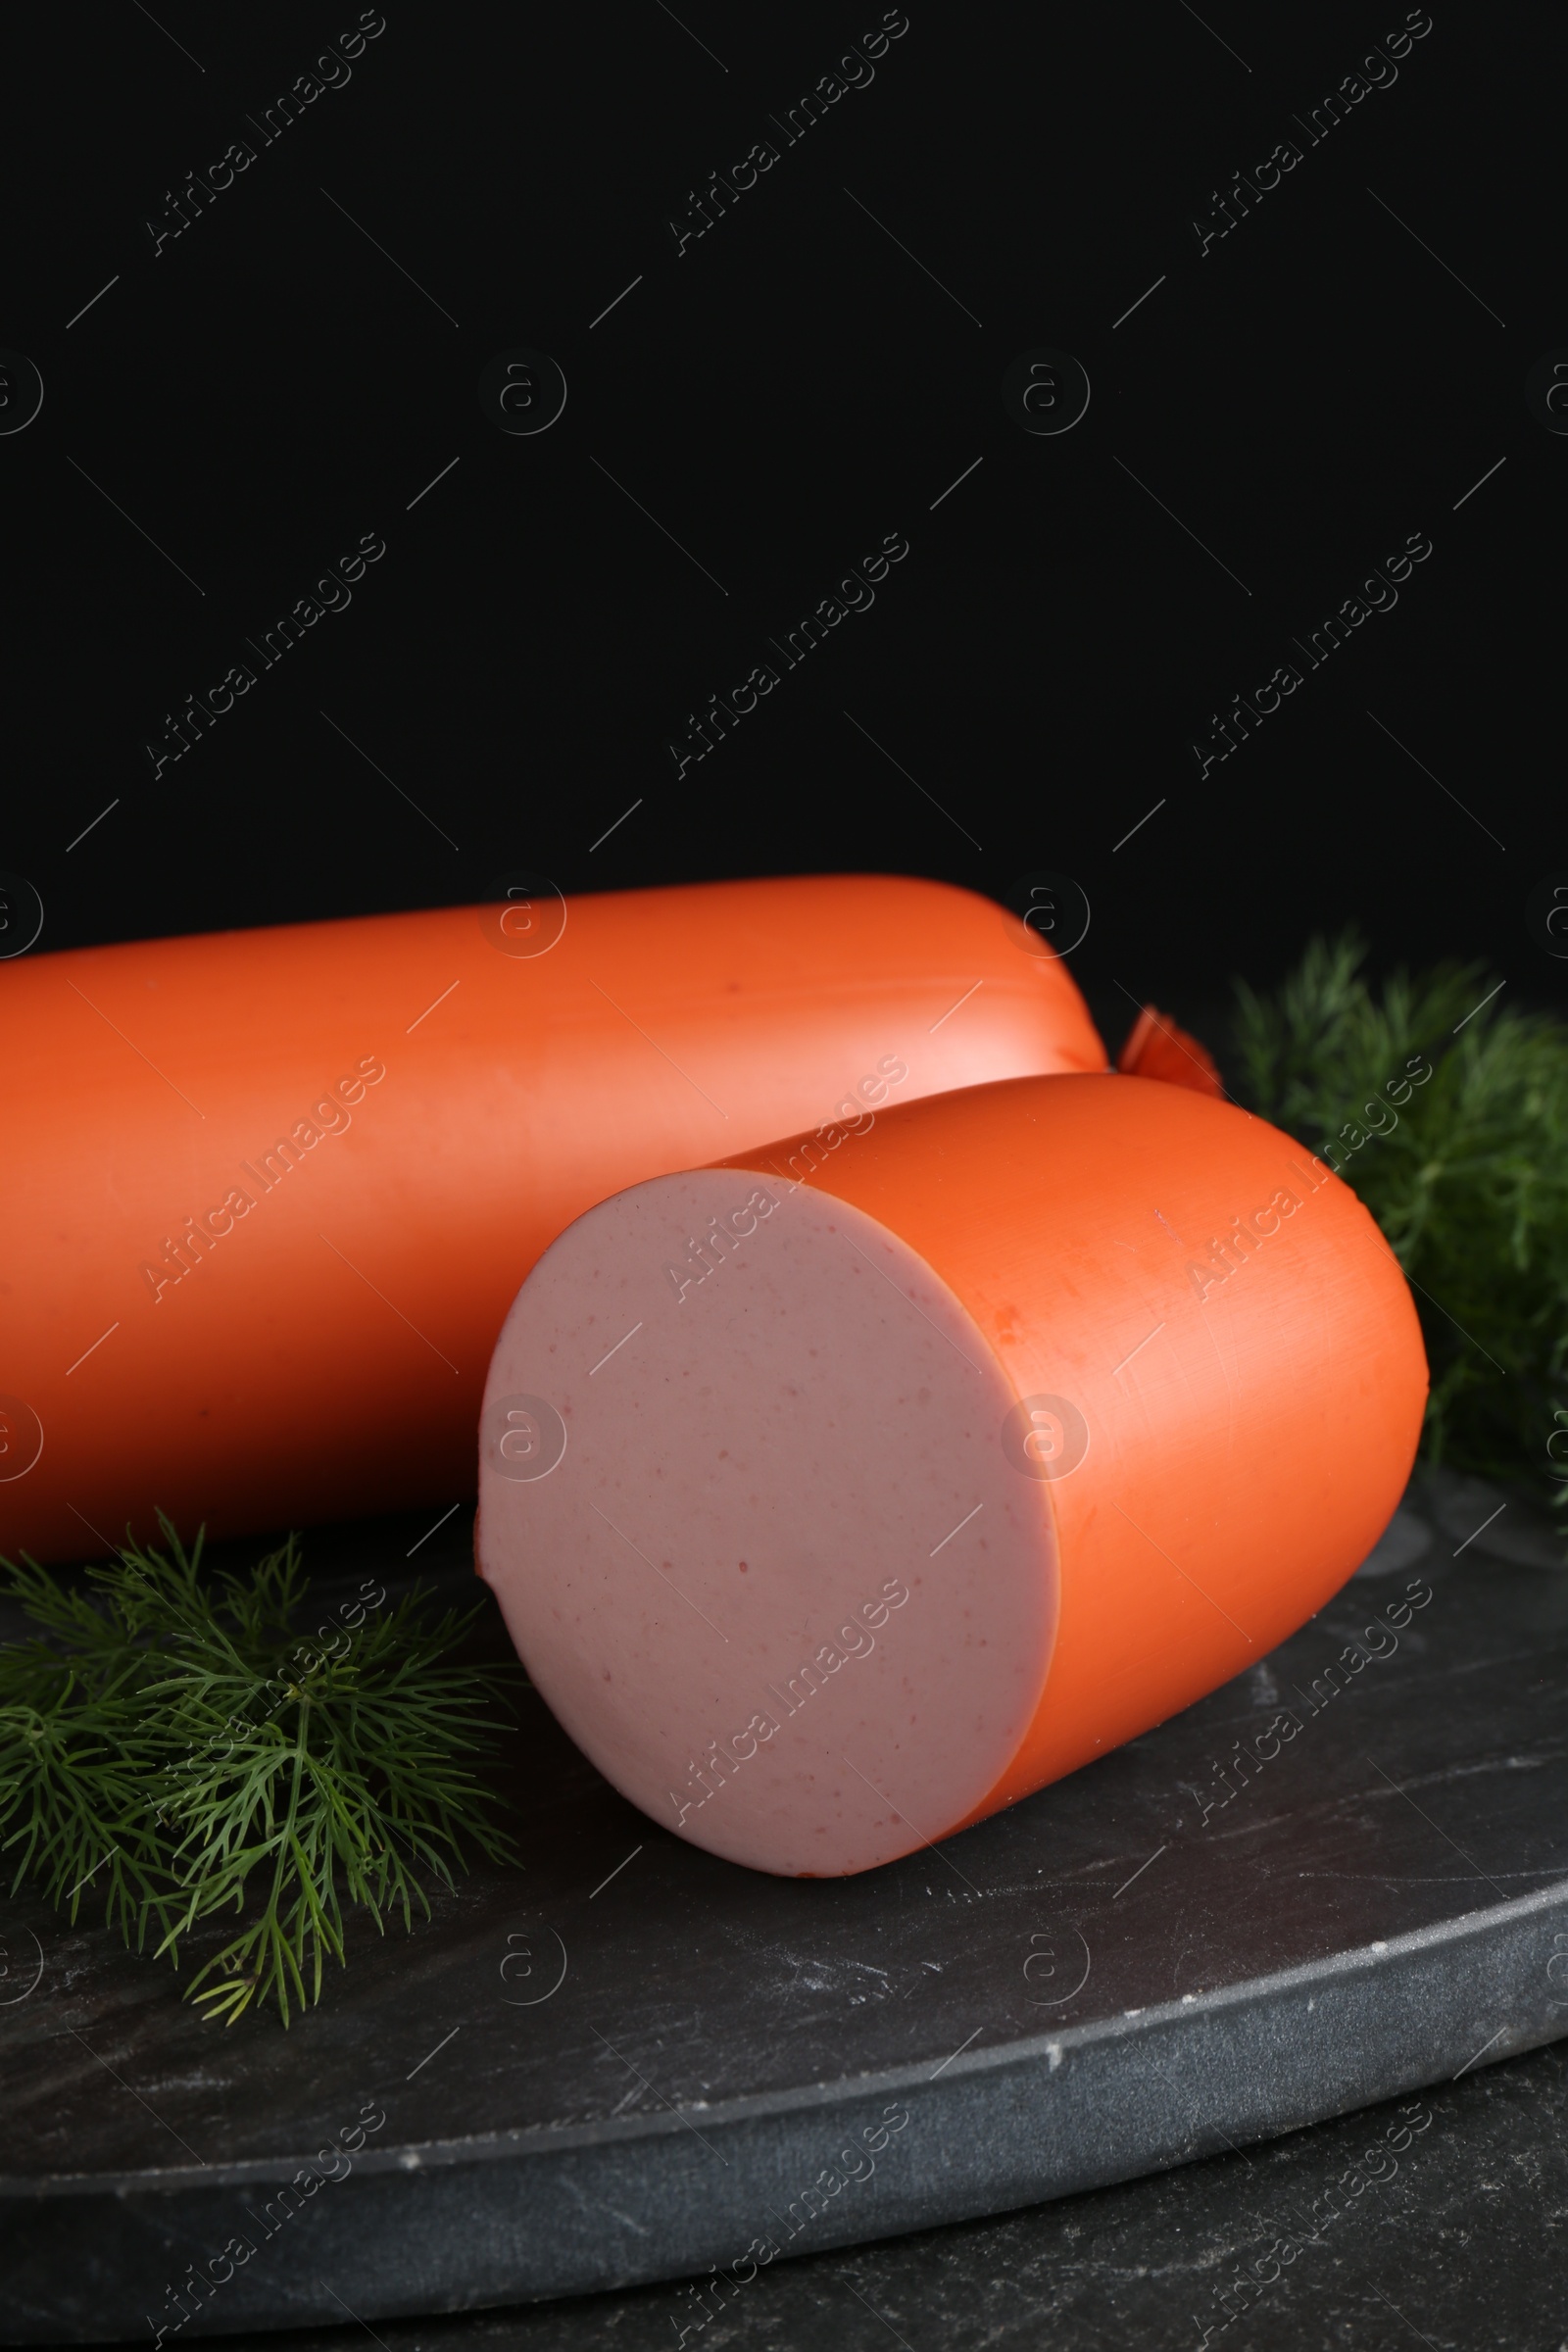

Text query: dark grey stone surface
(122, 2040), (1568, 2352)
(2, 1472), (1565, 2344)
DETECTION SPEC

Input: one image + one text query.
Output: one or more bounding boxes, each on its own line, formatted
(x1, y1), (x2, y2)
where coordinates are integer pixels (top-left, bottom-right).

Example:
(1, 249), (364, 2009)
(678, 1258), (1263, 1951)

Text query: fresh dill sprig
(1233, 932), (1568, 1536)
(0, 1515), (519, 2025)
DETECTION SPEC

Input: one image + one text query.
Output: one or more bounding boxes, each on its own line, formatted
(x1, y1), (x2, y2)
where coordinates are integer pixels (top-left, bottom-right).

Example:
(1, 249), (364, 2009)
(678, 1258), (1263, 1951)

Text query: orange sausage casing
(0, 875), (1104, 1564)
(475, 1073), (1428, 1876)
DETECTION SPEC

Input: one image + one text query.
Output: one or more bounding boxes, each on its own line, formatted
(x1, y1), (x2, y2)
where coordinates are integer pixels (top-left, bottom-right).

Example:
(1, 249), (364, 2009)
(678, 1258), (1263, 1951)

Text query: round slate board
(2, 1470), (1565, 2343)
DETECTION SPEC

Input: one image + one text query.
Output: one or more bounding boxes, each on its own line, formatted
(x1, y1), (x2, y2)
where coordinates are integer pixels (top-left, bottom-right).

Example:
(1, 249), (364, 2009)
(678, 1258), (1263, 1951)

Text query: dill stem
(269, 1690), (311, 1934)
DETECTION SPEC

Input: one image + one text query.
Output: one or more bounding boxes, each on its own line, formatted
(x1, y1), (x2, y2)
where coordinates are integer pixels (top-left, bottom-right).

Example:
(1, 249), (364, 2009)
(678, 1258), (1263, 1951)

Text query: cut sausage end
(476, 1169), (1058, 1876)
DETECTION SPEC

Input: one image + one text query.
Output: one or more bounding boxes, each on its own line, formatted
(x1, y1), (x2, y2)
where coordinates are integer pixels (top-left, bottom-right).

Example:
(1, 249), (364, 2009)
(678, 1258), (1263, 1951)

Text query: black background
(4, 0), (1561, 1064)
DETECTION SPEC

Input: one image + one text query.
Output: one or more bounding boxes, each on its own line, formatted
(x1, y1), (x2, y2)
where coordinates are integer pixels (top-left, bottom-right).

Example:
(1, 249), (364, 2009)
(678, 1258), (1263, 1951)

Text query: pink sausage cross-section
(479, 1167), (1053, 1876)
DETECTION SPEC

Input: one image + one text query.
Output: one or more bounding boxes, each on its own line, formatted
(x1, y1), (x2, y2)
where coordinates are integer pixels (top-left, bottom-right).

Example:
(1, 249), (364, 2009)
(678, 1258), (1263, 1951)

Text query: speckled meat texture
(479, 1169), (1054, 1875)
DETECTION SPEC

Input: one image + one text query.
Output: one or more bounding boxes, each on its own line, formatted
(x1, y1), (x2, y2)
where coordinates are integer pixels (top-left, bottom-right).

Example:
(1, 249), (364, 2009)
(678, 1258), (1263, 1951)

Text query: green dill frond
(0, 1514), (520, 2024)
(1234, 935), (1568, 1535)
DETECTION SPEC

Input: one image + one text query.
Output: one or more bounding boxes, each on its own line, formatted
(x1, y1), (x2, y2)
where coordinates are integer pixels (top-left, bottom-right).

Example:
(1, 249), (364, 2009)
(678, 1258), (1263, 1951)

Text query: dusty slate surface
(1, 1468), (1565, 2343)
(116, 2042), (1568, 2352)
